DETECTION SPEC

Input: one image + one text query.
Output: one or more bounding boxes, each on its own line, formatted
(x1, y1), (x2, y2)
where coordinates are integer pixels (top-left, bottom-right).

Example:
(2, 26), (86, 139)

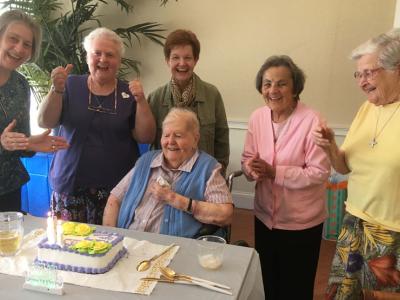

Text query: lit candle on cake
(56, 220), (64, 247)
(46, 212), (56, 244)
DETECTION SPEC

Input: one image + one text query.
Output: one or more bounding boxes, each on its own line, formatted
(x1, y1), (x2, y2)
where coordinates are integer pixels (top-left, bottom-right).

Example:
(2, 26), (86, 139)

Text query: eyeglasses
(353, 67), (383, 81)
(88, 78), (117, 115)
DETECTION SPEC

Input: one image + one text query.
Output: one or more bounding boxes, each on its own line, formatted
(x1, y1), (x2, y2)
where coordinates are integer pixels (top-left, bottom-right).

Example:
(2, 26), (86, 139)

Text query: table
(0, 215), (264, 300)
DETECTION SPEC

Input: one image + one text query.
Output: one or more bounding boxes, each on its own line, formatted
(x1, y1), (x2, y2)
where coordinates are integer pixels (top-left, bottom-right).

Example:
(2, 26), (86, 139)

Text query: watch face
(187, 198), (193, 214)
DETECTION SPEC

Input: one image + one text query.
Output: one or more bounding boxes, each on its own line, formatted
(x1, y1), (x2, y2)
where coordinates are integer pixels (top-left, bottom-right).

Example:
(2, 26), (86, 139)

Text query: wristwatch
(51, 85), (64, 95)
(186, 198), (193, 214)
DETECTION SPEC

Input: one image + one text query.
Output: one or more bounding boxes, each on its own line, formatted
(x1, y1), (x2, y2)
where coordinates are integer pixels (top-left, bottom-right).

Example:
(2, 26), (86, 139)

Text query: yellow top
(342, 100), (400, 232)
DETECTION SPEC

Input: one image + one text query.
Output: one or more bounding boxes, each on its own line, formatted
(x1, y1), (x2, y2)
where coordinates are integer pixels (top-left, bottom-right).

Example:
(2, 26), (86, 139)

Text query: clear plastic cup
(196, 235), (226, 270)
(0, 212), (24, 256)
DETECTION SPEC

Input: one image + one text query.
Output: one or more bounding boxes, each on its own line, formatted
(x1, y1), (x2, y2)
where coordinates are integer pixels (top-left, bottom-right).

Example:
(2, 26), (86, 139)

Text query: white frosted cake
(35, 222), (127, 274)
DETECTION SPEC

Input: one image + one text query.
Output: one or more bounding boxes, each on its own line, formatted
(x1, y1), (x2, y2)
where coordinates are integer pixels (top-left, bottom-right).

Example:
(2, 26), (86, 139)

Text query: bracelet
(51, 85), (64, 95)
(186, 198), (193, 214)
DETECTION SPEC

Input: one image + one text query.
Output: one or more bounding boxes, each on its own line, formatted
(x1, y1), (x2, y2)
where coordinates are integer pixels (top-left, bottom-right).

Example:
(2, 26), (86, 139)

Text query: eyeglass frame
(87, 78), (118, 115)
(353, 67), (384, 81)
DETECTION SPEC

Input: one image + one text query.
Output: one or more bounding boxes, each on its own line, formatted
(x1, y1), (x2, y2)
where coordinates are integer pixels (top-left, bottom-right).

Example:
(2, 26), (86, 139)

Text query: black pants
(0, 188), (22, 212)
(255, 217), (323, 300)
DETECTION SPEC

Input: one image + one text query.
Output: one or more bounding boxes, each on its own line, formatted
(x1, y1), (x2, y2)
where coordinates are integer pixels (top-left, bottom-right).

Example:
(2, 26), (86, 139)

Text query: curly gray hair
(351, 28), (400, 70)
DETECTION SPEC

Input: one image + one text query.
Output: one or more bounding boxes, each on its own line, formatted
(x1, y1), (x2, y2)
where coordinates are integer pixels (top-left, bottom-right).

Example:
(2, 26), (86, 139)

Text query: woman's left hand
(129, 79), (146, 104)
(28, 129), (69, 153)
(0, 120), (29, 151)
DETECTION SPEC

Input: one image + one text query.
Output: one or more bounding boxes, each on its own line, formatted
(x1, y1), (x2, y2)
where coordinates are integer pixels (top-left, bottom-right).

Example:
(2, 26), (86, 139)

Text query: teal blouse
(0, 71), (34, 196)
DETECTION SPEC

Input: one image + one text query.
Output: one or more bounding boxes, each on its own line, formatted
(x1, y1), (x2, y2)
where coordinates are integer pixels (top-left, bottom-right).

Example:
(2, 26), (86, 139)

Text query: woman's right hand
(0, 120), (28, 151)
(312, 125), (335, 151)
(244, 153), (275, 181)
(50, 64), (73, 93)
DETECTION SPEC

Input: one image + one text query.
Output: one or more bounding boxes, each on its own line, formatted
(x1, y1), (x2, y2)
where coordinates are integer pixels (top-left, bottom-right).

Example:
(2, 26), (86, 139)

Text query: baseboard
(232, 190), (254, 209)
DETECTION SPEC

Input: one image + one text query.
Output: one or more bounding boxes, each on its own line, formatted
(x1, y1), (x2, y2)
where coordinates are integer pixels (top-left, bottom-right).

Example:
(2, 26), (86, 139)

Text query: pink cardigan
(241, 102), (330, 230)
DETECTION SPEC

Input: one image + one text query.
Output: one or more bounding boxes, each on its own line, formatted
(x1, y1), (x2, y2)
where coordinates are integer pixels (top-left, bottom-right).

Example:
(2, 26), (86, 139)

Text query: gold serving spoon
(136, 243), (176, 272)
(160, 266), (231, 290)
(159, 266), (232, 295)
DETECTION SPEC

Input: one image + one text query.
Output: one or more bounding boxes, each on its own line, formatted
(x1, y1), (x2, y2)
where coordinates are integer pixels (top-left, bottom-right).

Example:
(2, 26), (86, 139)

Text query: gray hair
(162, 108), (200, 136)
(83, 27), (125, 57)
(0, 10), (42, 62)
(255, 55), (305, 101)
(351, 28), (400, 70)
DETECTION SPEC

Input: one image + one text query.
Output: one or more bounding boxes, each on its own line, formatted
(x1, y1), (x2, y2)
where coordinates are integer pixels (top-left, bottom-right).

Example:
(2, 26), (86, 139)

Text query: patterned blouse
(0, 71), (34, 196)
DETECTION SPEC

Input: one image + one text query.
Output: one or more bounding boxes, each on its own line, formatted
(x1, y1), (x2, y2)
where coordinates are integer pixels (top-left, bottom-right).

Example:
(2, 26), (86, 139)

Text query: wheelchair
(194, 170), (249, 247)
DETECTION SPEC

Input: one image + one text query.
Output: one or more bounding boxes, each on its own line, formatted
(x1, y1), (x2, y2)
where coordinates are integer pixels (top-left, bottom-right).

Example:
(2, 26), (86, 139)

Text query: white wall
(394, 0), (400, 27)
(89, 1), (396, 208)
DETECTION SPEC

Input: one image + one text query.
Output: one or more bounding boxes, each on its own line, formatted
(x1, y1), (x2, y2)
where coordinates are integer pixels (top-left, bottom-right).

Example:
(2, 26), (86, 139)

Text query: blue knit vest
(117, 150), (217, 238)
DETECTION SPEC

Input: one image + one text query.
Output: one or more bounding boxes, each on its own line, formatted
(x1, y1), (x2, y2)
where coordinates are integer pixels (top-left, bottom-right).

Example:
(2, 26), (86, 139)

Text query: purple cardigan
(241, 102), (331, 230)
(50, 75), (139, 194)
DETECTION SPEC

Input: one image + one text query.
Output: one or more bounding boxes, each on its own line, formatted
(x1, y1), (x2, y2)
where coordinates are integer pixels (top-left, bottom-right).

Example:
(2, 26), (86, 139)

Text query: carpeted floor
(230, 208), (336, 300)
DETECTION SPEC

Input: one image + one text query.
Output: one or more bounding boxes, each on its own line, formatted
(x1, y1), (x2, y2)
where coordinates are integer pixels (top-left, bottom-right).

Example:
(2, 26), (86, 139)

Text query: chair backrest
(193, 170), (248, 246)
(138, 143), (150, 155)
(224, 170), (243, 243)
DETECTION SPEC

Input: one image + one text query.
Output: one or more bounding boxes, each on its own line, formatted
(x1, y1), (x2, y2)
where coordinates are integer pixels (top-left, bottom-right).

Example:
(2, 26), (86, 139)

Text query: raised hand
(312, 124), (335, 151)
(0, 119), (28, 151)
(50, 64), (73, 93)
(129, 79), (146, 104)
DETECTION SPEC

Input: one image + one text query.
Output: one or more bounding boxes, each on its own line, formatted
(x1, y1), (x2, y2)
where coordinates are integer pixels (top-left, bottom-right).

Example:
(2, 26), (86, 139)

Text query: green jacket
(148, 74), (229, 171)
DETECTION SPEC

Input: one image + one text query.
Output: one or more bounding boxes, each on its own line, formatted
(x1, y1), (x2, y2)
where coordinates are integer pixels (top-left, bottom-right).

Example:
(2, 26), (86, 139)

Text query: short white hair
(351, 28), (400, 70)
(162, 108), (200, 135)
(83, 27), (125, 57)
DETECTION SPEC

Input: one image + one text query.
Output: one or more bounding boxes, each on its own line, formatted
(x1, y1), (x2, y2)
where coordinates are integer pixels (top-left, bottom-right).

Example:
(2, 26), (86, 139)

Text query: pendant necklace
(369, 101), (400, 148)
(0, 96), (7, 119)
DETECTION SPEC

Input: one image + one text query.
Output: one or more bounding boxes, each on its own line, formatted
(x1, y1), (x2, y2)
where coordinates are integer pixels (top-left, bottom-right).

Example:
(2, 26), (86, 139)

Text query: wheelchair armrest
(227, 170), (243, 192)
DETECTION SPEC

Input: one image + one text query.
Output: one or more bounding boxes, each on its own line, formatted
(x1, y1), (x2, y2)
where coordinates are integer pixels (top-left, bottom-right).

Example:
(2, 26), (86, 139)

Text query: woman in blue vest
(103, 108), (233, 238)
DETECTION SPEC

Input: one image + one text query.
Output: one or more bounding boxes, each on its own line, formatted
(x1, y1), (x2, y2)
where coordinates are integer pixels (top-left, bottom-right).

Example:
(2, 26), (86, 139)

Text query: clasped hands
(245, 153), (275, 181)
(1, 119), (69, 153)
(150, 181), (188, 211)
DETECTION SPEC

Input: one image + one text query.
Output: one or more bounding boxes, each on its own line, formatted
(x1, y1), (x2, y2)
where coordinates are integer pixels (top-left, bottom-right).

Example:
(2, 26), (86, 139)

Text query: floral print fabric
(51, 187), (110, 225)
(326, 213), (400, 299)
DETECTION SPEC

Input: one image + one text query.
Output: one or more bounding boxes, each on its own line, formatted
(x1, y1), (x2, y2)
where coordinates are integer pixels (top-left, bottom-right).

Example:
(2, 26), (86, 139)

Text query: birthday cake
(35, 222), (127, 274)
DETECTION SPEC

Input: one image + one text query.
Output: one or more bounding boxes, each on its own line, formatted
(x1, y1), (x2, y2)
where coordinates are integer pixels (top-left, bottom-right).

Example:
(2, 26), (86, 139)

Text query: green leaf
(1, 0), (174, 103)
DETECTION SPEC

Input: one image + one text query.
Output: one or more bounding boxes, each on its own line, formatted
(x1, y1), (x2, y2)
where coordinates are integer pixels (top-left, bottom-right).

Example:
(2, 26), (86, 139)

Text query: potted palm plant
(0, 0), (174, 216)
(1, 0), (172, 105)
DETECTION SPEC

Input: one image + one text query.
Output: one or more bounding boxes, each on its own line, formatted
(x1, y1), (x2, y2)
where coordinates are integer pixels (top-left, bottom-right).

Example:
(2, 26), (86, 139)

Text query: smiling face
(166, 44), (198, 89)
(0, 22), (33, 73)
(86, 37), (121, 85)
(355, 53), (400, 105)
(261, 66), (296, 122)
(161, 118), (199, 169)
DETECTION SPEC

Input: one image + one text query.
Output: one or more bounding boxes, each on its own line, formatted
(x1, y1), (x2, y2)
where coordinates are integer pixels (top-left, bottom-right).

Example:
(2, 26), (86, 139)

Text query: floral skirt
(51, 187), (111, 225)
(326, 213), (400, 300)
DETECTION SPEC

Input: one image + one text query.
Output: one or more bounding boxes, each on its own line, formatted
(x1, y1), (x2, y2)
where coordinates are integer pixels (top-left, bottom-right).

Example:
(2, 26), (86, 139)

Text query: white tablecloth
(0, 229), (179, 295)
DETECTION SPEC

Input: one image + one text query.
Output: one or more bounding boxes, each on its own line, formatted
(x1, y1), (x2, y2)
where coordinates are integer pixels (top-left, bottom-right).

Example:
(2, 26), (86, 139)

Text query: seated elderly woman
(103, 108), (233, 238)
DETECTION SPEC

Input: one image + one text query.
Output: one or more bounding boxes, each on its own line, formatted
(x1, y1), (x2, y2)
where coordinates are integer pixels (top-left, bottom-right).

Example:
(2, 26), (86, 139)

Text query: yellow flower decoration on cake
(62, 222), (94, 236)
(62, 222), (77, 235)
(74, 223), (93, 236)
(70, 240), (111, 254)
